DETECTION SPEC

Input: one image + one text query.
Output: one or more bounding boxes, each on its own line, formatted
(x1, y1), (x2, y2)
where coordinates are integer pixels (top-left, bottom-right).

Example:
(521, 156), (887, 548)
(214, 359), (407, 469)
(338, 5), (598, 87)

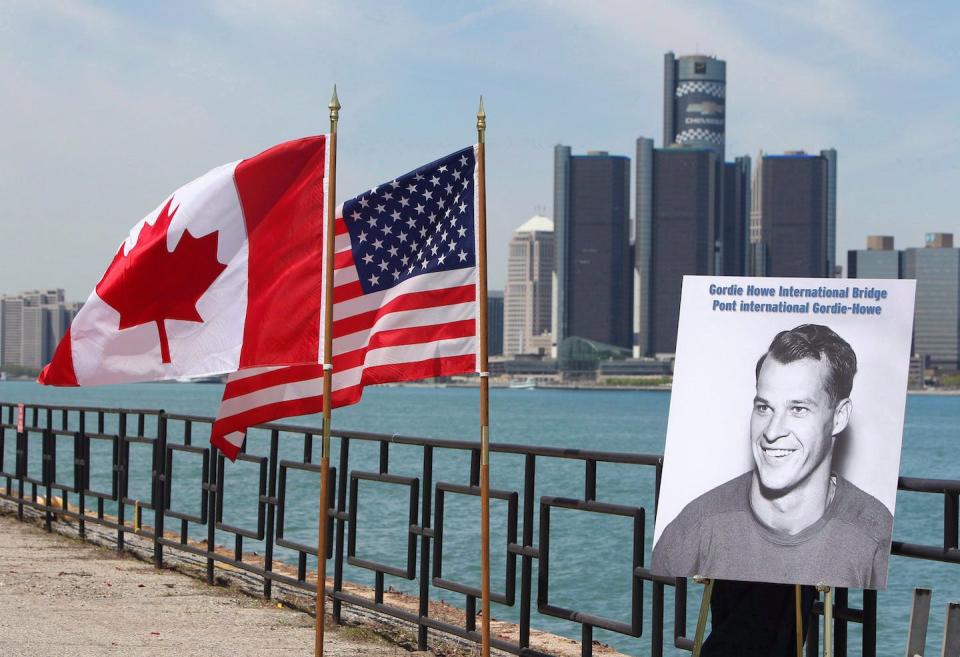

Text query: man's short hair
(755, 324), (858, 405)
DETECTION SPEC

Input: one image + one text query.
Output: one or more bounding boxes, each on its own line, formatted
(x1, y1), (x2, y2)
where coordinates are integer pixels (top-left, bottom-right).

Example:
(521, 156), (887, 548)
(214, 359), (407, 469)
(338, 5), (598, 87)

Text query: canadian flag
(40, 136), (329, 386)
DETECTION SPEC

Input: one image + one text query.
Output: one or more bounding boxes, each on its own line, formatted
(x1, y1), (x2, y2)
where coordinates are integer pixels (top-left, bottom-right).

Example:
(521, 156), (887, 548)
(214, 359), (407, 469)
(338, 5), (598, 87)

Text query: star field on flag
(343, 147), (476, 294)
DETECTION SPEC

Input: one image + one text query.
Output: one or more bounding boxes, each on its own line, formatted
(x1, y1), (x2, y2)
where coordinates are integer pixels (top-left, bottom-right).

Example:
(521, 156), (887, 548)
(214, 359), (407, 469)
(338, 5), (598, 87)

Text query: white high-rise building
(504, 215), (554, 357)
(1, 289), (78, 370)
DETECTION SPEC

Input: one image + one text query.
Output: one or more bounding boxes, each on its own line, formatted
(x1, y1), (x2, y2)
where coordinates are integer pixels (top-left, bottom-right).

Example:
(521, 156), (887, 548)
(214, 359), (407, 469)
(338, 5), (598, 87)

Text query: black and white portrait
(651, 276), (916, 589)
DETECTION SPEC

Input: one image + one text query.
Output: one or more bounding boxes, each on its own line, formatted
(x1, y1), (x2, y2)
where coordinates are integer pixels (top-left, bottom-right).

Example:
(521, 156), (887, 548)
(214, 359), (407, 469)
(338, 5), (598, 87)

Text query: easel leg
(692, 576), (714, 657)
(796, 584), (804, 657)
(816, 583), (833, 657)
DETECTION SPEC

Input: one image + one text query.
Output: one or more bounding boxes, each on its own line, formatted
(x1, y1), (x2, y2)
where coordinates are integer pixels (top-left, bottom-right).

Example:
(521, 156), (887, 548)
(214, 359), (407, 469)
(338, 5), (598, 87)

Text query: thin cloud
(748, 0), (944, 75)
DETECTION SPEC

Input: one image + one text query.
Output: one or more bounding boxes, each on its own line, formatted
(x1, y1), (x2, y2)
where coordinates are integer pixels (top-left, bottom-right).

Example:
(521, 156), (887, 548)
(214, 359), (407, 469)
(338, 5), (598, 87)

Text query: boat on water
(508, 377), (537, 390)
(174, 374), (226, 384)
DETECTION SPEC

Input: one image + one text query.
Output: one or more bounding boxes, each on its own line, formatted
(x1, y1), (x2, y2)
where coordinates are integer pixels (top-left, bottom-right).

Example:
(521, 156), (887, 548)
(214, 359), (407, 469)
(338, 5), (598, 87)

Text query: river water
(2, 380), (957, 656)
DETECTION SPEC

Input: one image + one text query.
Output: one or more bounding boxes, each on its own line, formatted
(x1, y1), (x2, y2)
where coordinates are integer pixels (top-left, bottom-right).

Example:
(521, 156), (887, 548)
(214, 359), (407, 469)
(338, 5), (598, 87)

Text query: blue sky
(1, 0), (957, 298)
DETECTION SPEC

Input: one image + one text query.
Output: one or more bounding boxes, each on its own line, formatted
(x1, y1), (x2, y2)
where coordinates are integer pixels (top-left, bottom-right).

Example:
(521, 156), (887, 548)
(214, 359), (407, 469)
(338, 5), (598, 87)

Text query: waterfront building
(487, 290), (504, 357)
(748, 150), (765, 275)
(663, 52), (726, 159)
(635, 141), (718, 356)
(553, 146), (632, 351)
(634, 52), (748, 357)
(822, 148), (839, 276)
(0, 289), (77, 370)
(752, 150), (836, 278)
(722, 156), (751, 277)
(0, 297), (24, 367)
(847, 235), (902, 279)
(904, 233), (960, 371)
(504, 215), (554, 356)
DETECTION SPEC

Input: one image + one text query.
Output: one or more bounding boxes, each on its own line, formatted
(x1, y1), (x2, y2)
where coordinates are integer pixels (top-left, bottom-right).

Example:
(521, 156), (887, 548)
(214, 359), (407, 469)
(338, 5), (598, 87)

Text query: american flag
(210, 146), (479, 459)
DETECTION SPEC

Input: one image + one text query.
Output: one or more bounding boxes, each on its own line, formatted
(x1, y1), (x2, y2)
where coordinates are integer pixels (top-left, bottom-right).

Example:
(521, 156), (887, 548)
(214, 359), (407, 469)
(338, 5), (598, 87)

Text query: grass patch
(338, 625), (391, 644)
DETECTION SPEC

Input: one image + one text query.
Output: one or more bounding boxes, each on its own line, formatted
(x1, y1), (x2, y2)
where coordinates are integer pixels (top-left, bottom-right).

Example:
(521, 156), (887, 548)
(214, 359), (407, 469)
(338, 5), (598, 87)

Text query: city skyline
(2, 2), (958, 300)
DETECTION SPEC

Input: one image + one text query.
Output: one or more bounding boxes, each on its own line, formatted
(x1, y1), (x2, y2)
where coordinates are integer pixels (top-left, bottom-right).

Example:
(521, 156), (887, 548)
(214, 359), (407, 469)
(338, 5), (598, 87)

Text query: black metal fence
(0, 401), (957, 657)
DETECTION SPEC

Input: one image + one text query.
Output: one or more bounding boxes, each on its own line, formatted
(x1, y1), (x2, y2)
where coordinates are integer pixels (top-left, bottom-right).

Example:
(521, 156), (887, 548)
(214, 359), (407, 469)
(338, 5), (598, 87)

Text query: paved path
(0, 512), (399, 657)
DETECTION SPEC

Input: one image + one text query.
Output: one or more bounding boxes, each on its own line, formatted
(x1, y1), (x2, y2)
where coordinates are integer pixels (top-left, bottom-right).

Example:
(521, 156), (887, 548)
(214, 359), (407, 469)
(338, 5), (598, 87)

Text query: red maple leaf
(96, 197), (227, 364)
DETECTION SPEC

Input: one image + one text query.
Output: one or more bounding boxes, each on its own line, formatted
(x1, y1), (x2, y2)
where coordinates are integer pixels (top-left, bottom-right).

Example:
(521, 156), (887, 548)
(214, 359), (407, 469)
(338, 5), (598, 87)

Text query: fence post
(154, 412), (167, 567)
(44, 407), (53, 531)
(942, 602), (960, 657)
(905, 588), (932, 657)
(16, 409), (25, 520)
(206, 444), (218, 585)
(417, 444), (433, 650)
(77, 411), (87, 539)
(264, 429), (279, 599)
(946, 492), (959, 551)
(863, 589), (878, 657)
(333, 437), (351, 624)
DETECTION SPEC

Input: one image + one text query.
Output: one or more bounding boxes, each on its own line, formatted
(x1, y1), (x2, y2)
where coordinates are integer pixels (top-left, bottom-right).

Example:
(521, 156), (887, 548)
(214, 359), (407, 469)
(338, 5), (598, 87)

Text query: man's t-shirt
(652, 472), (893, 588)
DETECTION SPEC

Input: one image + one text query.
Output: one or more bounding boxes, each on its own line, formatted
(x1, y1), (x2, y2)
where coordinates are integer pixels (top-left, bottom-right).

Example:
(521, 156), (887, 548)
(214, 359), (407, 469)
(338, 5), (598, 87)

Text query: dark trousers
(701, 580), (817, 657)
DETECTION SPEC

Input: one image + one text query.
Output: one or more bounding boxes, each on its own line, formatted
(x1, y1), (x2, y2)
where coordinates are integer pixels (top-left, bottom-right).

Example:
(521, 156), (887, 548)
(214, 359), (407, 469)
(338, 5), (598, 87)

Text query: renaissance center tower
(663, 52), (726, 160)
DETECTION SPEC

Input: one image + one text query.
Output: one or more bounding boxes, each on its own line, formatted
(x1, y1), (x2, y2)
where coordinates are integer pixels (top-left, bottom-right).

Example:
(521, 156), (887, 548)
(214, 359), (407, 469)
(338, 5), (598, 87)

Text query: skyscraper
(1, 289), (76, 370)
(636, 142), (718, 356)
(721, 156), (751, 276)
(0, 296), (24, 366)
(553, 146), (632, 351)
(504, 215), (554, 356)
(904, 233), (960, 371)
(847, 236), (902, 279)
(663, 52), (726, 159)
(487, 290), (504, 358)
(821, 149), (838, 276)
(754, 151), (835, 278)
(748, 150), (767, 276)
(634, 52), (747, 356)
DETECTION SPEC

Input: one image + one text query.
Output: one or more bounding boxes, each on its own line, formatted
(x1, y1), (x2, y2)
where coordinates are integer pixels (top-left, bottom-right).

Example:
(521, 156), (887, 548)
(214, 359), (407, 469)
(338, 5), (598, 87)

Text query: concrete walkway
(0, 512), (402, 657)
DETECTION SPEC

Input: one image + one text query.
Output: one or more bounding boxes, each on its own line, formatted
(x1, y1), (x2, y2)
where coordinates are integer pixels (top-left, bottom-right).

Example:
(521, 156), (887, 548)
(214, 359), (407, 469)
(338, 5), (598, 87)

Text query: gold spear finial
(476, 96), (486, 143)
(329, 85), (341, 124)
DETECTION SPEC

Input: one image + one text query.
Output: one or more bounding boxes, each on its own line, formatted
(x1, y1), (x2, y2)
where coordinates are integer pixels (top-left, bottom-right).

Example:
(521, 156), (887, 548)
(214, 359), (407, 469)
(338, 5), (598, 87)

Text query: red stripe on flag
(363, 319), (475, 351)
(360, 354), (477, 387)
(333, 250), (353, 269)
(235, 136), (327, 368)
(223, 364), (326, 400)
(333, 281), (365, 302)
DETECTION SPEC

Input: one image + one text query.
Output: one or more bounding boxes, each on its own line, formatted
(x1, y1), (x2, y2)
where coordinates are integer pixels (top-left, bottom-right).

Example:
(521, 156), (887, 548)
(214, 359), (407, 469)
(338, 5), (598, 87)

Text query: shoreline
(403, 381), (960, 396)
(3, 375), (959, 395)
(0, 492), (625, 657)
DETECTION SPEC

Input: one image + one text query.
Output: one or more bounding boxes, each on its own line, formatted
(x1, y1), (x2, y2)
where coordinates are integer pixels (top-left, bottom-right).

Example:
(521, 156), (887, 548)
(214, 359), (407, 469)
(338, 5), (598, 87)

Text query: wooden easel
(689, 579), (811, 657)
(816, 583), (834, 657)
(691, 575), (714, 657)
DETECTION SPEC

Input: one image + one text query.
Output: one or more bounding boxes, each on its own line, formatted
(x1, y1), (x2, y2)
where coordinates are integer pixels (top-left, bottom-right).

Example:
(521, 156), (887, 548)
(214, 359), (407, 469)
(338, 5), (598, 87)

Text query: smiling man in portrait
(652, 323), (893, 588)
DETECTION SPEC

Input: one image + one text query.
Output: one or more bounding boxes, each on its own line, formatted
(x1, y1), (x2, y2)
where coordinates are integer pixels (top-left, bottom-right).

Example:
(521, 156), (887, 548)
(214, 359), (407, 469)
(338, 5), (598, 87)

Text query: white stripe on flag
(362, 335), (477, 368)
(334, 265), (359, 286)
(333, 267), (476, 319)
(334, 233), (351, 253)
(333, 301), (475, 354)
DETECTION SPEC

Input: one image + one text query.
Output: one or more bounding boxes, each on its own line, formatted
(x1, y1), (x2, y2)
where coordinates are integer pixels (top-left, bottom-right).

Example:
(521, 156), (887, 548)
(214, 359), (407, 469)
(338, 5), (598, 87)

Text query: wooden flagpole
(476, 97), (492, 657)
(316, 85), (340, 657)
